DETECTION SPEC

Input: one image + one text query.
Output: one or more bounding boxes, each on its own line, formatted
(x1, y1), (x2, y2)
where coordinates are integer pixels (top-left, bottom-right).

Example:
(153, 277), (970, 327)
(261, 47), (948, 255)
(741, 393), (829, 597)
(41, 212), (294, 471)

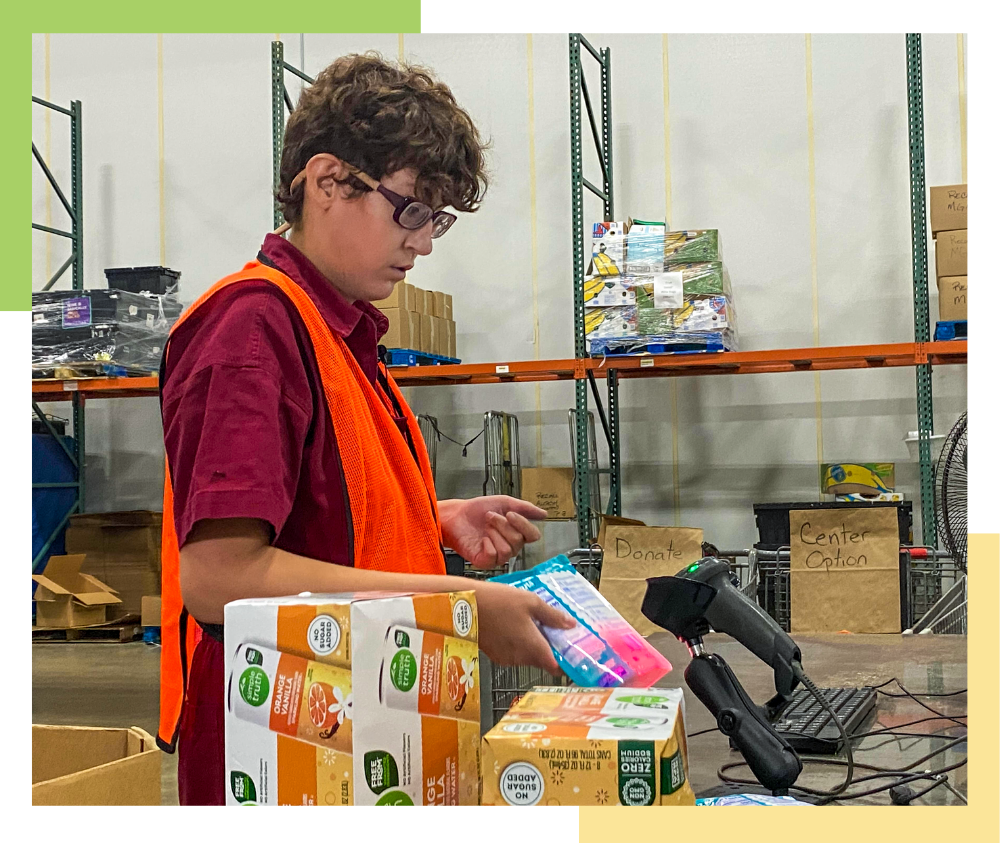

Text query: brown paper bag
(789, 507), (901, 633)
(598, 525), (704, 635)
(595, 515), (647, 550)
(519, 467), (576, 520)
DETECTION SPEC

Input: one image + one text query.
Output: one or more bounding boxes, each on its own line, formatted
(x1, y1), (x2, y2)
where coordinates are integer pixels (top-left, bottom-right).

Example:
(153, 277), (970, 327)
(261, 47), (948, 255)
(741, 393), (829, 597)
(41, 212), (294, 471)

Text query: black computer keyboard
(769, 686), (877, 754)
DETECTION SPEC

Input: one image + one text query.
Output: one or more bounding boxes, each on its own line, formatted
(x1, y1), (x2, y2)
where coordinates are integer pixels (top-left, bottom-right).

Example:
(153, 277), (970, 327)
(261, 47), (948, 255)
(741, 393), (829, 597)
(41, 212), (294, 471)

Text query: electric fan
(934, 412), (968, 570)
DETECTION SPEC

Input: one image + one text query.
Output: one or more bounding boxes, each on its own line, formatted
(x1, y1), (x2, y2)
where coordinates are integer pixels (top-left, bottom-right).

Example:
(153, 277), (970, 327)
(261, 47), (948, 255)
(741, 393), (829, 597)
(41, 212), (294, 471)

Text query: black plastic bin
(753, 500), (913, 550)
(32, 416), (67, 436)
(104, 265), (181, 296)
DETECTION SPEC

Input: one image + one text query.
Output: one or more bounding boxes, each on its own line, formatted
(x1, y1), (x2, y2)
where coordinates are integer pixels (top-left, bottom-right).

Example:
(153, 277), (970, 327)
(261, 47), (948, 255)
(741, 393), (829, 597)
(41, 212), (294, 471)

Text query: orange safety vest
(156, 261), (446, 752)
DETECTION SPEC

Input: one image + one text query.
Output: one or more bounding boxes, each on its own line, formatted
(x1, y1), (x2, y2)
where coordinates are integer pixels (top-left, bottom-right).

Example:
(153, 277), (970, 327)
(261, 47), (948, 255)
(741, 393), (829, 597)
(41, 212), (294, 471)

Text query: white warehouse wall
(32, 33), (968, 558)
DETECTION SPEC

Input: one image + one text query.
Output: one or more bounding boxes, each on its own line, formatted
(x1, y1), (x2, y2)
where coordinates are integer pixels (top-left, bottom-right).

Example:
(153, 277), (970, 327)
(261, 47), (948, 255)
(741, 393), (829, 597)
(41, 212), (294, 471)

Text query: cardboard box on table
(32, 724), (161, 805)
(224, 591), (481, 805)
(482, 686), (694, 806)
(32, 554), (121, 628)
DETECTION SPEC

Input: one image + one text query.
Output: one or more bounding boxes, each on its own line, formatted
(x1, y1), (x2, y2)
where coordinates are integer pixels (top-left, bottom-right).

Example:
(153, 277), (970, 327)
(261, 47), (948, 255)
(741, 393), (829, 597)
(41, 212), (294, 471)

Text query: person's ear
(302, 154), (354, 207)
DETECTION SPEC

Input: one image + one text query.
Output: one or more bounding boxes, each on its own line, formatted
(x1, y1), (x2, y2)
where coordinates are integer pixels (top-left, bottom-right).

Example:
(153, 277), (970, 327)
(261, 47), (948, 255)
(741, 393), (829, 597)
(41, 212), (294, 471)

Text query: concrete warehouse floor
(33, 633), (968, 806)
(32, 641), (179, 805)
(31, 640), (500, 806)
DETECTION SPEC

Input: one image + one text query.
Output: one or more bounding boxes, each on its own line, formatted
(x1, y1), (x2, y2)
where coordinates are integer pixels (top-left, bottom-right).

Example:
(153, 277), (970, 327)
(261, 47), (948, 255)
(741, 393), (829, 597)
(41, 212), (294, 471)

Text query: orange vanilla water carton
(224, 591), (481, 806)
(482, 686), (695, 806)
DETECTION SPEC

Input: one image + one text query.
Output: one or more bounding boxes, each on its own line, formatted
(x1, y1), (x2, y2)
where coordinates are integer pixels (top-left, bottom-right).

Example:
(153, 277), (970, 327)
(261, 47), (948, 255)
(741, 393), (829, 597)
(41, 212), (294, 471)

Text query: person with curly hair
(157, 53), (573, 805)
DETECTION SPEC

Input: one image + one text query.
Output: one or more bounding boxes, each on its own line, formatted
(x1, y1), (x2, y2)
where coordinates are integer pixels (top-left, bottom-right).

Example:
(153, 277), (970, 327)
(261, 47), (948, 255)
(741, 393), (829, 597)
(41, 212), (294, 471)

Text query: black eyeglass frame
(369, 181), (458, 239)
(286, 156), (458, 239)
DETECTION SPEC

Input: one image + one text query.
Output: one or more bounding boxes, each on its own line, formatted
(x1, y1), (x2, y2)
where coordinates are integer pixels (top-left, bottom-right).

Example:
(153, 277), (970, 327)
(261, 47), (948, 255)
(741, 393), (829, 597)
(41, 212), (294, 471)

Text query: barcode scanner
(642, 557), (804, 794)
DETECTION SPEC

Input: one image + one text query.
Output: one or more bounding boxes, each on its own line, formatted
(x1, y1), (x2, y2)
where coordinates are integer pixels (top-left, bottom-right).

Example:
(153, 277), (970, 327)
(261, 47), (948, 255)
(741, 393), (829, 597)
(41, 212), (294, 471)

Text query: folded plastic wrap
(31, 289), (183, 376)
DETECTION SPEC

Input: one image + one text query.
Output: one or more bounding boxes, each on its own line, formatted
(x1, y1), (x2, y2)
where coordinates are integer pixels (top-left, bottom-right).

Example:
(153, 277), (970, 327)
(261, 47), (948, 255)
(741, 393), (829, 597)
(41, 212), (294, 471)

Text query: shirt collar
(260, 233), (365, 338)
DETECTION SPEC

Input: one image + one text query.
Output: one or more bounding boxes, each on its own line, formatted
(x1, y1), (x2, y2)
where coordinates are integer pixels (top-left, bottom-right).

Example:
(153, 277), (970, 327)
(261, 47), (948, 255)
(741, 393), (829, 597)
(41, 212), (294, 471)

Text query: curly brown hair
(276, 52), (489, 225)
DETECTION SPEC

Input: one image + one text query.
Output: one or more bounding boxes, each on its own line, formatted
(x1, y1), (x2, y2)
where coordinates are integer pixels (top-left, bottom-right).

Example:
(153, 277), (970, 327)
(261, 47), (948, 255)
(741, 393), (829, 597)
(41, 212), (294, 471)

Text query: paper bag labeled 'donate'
(599, 525), (704, 637)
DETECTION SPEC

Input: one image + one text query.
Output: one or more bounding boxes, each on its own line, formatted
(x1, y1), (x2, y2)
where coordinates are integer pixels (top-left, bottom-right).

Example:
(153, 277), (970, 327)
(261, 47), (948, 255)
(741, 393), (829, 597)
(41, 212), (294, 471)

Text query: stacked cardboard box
(930, 185), (968, 323)
(586, 222), (736, 354)
(374, 281), (457, 360)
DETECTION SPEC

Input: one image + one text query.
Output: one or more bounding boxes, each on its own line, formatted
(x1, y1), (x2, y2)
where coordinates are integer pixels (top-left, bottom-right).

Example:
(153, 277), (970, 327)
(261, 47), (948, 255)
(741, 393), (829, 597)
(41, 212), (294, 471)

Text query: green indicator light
(688, 565), (699, 572)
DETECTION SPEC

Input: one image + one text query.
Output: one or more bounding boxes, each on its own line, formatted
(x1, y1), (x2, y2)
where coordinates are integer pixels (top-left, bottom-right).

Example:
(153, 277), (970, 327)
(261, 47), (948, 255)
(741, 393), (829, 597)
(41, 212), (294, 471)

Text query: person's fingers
(476, 536), (499, 568)
(505, 511), (543, 544)
(501, 498), (548, 521)
(527, 630), (561, 675)
(488, 512), (527, 552)
(531, 597), (577, 629)
(485, 526), (514, 562)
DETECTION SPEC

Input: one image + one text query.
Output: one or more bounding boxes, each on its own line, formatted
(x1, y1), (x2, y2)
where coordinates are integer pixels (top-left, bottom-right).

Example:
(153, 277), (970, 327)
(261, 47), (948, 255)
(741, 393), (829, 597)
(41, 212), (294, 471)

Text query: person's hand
(439, 496), (547, 570)
(472, 580), (576, 675)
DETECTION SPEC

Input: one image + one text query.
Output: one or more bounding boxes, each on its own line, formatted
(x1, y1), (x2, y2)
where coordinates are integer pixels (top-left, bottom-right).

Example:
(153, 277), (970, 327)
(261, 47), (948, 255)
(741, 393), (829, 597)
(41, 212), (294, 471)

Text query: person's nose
(406, 222), (434, 257)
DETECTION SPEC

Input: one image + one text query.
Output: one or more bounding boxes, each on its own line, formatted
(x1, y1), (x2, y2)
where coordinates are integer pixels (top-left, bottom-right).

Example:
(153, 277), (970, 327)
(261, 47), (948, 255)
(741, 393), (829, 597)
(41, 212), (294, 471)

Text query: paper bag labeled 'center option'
(789, 507), (900, 633)
(599, 525), (704, 636)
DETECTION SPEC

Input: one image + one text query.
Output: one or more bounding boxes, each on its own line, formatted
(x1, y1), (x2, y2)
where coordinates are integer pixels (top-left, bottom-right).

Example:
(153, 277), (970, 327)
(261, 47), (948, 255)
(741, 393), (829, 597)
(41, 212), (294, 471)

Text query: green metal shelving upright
(271, 41), (315, 229)
(31, 96), (85, 571)
(906, 34), (938, 549)
(569, 34), (622, 546)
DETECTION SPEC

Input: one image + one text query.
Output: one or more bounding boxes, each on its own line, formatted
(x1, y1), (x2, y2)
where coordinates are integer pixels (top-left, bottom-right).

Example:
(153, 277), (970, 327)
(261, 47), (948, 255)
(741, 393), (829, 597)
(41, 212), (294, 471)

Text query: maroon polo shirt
(161, 234), (390, 806)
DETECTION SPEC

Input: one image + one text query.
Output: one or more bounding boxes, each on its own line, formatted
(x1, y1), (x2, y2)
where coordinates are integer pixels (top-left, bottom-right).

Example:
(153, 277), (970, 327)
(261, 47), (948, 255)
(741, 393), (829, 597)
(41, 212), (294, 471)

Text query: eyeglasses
(288, 160), (457, 239)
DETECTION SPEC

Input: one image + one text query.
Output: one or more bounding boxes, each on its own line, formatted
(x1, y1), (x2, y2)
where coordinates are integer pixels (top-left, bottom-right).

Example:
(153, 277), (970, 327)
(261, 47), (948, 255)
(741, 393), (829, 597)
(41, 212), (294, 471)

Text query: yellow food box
(482, 686), (694, 806)
(225, 591), (480, 806)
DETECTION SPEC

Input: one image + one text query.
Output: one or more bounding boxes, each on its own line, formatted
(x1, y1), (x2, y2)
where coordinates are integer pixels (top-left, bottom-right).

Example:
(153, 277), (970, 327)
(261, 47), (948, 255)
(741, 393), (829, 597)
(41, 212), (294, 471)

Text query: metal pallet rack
(27, 36), (960, 573)
(564, 33), (947, 549)
(31, 95), (85, 572)
(263, 37), (952, 551)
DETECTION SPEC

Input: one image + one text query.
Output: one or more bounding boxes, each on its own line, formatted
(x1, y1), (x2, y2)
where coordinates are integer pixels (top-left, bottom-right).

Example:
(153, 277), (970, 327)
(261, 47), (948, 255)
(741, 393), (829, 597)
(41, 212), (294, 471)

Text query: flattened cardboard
(789, 507), (901, 633)
(32, 725), (161, 805)
(519, 467), (576, 520)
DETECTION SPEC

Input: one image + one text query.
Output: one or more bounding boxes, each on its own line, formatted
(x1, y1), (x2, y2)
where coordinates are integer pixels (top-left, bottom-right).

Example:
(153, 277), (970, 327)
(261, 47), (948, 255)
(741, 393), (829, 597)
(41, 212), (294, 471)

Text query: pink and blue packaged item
(490, 555), (671, 688)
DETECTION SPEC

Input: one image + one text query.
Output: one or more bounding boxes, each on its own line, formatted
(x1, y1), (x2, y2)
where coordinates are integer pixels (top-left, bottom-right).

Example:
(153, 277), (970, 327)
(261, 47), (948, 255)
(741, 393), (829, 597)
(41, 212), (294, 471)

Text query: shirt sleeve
(161, 285), (314, 547)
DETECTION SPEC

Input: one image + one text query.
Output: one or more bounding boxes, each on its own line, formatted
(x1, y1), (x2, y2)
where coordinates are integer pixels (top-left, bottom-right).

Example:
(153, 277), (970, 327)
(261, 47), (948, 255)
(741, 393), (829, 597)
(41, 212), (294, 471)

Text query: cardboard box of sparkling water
(224, 591), (481, 806)
(482, 686), (694, 806)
